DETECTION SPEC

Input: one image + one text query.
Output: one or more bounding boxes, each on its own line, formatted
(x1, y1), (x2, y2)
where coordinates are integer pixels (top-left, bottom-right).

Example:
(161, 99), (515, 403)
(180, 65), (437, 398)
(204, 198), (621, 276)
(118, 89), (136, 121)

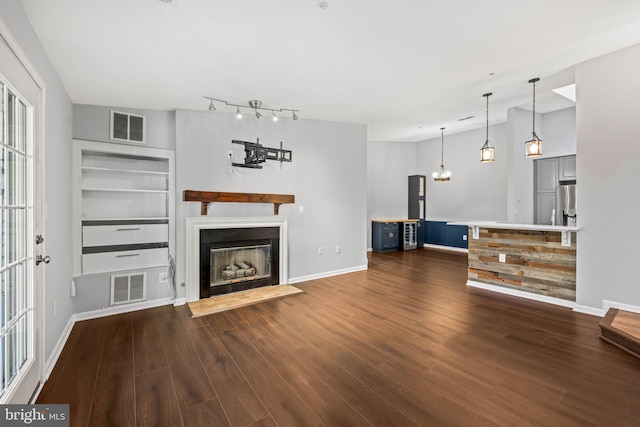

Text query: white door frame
(0, 16), (46, 404)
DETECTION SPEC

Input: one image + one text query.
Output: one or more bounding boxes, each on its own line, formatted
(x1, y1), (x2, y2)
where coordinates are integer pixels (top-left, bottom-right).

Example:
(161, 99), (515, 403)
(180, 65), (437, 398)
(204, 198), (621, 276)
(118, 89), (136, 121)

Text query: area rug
(187, 284), (304, 318)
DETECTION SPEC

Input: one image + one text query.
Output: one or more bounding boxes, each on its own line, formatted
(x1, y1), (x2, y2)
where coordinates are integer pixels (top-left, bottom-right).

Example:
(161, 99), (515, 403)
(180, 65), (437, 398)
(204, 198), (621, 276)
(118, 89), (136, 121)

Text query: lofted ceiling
(18, 0), (640, 142)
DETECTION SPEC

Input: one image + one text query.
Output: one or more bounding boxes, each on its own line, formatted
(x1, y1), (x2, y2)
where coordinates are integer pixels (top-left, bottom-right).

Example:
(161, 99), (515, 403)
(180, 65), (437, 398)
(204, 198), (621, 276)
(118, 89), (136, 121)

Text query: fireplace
(199, 227), (279, 298)
(186, 217), (288, 302)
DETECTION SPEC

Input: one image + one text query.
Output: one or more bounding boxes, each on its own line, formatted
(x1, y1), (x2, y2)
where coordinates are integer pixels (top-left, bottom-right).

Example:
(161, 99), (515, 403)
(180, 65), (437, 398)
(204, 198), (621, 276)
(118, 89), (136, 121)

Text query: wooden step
(599, 308), (640, 359)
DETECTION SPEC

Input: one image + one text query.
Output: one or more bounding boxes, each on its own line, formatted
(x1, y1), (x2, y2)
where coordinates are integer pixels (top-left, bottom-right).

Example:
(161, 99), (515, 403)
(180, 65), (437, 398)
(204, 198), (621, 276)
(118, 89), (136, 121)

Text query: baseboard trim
(173, 297), (187, 306)
(74, 297), (175, 322)
(573, 304), (605, 317)
(289, 264), (368, 284)
(603, 300), (640, 315)
(423, 243), (469, 254)
(466, 280), (576, 309)
(43, 315), (75, 381)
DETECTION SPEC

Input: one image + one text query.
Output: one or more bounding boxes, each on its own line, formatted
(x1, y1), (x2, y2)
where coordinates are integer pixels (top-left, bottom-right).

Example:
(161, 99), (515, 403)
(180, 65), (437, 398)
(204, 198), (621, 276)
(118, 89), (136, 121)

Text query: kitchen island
(448, 221), (579, 307)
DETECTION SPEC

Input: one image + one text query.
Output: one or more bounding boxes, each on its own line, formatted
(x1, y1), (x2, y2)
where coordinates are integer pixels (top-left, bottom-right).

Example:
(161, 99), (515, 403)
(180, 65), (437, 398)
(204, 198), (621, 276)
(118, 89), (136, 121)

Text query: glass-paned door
(0, 78), (33, 401)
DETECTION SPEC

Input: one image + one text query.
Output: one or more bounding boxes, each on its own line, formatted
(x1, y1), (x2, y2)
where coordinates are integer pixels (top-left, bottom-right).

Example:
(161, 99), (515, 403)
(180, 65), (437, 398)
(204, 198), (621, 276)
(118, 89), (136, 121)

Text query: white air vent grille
(110, 110), (146, 143)
(110, 272), (146, 305)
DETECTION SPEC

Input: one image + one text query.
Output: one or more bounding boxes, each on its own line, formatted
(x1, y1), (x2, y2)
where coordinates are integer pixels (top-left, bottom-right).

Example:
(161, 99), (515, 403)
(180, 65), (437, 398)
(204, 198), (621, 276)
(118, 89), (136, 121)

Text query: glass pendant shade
(480, 141), (495, 162)
(525, 133), (543, 157)
(433, 165), (451, 181)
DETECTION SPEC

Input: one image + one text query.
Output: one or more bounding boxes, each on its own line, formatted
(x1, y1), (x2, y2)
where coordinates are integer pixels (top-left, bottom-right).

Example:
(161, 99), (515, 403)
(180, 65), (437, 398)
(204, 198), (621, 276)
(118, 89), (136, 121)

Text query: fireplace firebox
(199, 227), (279, 298)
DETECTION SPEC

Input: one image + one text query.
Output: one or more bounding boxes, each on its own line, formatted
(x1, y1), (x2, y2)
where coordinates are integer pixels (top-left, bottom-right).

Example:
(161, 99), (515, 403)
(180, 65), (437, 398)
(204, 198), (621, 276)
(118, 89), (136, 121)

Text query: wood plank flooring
(37, 249), (640, 426)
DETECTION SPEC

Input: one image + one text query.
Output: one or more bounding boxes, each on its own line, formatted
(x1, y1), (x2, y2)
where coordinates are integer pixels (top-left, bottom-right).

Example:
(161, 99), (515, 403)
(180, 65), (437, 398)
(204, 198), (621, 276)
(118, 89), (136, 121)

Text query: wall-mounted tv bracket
(231, 138), (292, 169)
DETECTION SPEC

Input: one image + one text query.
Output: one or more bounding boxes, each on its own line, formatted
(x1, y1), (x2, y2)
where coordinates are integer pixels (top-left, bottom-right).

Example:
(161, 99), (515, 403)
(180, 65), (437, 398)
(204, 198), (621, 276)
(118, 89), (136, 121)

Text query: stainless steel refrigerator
(555, 183), (577, 226)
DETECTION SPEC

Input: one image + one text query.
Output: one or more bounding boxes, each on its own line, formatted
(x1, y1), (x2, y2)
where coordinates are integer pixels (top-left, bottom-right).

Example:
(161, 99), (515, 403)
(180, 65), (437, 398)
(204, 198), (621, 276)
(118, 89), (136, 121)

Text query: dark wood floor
(38, 249), (640, 426)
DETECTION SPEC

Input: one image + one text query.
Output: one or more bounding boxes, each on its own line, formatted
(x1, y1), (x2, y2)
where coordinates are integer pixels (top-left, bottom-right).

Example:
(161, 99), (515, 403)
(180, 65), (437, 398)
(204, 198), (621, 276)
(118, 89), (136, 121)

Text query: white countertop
(447, 220), (580, 233)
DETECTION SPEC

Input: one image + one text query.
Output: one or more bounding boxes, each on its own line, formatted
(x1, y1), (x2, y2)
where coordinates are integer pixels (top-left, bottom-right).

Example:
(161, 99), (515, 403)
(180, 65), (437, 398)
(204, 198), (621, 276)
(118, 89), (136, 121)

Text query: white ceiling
(18, 0), (640, 142)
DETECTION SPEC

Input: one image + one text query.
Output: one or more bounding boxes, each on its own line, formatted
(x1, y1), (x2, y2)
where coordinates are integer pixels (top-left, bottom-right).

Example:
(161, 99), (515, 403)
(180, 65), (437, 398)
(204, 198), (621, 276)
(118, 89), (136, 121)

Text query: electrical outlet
(159, 272), (168, 283)
(499, 253), (506, 263)
(336, 245), (341, 254)
(318, 246), (323, 255)
(299, 206), (304, 214)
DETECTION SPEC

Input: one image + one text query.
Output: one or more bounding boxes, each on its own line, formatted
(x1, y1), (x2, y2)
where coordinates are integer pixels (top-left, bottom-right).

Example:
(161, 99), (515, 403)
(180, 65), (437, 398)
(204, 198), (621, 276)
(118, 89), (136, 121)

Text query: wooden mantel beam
(183, 190), (295, 215)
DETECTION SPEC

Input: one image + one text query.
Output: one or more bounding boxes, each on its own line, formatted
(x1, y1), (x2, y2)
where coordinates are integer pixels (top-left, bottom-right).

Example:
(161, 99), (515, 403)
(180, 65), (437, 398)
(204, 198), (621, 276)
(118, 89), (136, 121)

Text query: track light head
(203, 96), (299, 122)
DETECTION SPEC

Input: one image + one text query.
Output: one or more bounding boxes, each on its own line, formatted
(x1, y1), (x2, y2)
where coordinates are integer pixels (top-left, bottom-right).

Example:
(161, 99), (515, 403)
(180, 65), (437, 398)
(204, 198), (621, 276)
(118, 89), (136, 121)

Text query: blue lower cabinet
(445, 225), (468, 249)
(372, 222), (399, 252)
(416, 219), (425, 246)
(425, 221), (445, 245)
(425, 221), (468, 249)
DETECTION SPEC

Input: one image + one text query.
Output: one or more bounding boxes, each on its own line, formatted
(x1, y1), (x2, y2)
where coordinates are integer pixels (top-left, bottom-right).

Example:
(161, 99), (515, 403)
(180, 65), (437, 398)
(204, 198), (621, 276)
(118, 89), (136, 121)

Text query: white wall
(0, 2), (74, 364)
(366, 140), (417, 247)
(416, 124), (509, 221)
(575, 43), (640, 310)
(175, 110), (368, 296)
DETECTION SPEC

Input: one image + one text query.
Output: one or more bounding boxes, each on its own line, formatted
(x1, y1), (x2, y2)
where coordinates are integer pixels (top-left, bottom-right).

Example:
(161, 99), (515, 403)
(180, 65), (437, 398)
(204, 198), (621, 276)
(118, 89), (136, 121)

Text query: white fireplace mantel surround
(186, 216), (289, 302)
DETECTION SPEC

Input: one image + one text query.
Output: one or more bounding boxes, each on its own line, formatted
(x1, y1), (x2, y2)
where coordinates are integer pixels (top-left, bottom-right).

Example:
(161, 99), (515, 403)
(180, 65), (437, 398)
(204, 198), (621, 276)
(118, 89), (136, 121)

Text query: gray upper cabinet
(536, 158), (559, 193)
(559, 155), (576, 181)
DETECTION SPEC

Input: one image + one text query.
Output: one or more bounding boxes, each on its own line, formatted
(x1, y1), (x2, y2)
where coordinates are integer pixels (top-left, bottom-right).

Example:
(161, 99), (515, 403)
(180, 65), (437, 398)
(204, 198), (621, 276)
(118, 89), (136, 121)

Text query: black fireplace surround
(199, 227), (280, 298)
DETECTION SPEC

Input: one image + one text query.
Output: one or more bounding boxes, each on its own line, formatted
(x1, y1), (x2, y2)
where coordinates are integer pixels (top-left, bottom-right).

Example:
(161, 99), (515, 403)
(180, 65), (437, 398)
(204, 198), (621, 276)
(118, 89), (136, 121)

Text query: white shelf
(82, 166), (170, 176)
(82, 217), (169, 222)
(82, 188), (169, 194)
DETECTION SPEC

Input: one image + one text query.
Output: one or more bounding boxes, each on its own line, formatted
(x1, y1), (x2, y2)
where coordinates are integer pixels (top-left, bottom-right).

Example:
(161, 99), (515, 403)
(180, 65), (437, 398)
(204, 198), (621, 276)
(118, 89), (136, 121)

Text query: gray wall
(366, 141), (417, 248)
(175, 110), (368, 297)
(416, 124), (509, 222)
(575, 43), (640, 310)
(73, 104), (176, 149)
(0, 2), (74, 363)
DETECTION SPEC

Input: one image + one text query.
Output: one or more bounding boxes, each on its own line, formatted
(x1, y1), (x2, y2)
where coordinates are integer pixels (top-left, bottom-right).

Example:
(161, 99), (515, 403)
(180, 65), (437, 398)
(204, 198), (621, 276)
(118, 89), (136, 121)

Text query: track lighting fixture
(480, 92), (495, 163)
(433, 127), (451, 182)
(524, 78), (542, 157)
(203, 96), (300, 121)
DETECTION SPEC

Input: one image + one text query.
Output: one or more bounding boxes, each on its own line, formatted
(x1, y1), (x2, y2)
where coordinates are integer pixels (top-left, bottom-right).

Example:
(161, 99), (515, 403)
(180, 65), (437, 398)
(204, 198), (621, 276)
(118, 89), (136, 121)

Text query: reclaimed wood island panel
(449, 221), (579, 303)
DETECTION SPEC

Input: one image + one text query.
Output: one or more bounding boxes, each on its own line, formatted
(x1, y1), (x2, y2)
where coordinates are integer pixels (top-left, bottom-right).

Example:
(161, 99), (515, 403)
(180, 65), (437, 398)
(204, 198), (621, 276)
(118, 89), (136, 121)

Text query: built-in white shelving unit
(72, 139), (175, 277)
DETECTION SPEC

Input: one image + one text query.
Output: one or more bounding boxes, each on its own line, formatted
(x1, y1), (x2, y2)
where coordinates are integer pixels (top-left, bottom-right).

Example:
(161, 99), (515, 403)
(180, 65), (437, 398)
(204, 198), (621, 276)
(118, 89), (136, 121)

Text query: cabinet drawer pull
(116, 227), (141, 231)
(116, 253), (140, 258)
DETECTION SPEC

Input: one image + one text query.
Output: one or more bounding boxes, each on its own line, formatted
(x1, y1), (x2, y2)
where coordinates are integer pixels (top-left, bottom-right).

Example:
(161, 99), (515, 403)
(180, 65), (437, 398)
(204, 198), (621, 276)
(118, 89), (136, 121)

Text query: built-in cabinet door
(536, 158), (559, 192)
(537, 193), (556, 225)
(559, 156), (576, 180)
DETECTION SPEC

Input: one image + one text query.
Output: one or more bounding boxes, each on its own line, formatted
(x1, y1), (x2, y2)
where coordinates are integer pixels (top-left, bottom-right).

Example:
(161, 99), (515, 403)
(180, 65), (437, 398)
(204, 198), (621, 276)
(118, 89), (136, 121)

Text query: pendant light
(524, 77), (542, 157)
(433, 127), (451, 182)
(480, 92), (495, 162)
